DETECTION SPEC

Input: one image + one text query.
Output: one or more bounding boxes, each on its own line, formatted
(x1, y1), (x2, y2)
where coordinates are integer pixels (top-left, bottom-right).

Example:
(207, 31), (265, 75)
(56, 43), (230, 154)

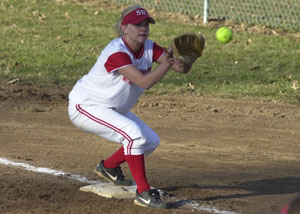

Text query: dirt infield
(0, 85), (300, 214)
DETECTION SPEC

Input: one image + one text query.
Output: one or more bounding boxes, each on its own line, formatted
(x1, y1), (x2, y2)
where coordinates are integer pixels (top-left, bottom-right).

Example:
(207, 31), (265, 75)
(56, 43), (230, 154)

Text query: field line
(0, 157), (99, 184)
(0, 157), (239, 214)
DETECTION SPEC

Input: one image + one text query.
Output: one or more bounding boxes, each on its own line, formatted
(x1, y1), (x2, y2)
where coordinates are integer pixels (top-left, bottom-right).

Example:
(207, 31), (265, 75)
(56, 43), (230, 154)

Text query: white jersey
(69, 37), (164, 114)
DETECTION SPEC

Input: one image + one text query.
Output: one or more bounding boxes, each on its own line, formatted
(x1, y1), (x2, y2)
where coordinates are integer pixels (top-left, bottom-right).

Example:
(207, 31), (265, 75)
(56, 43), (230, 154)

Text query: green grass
(1, 0), (300, 103)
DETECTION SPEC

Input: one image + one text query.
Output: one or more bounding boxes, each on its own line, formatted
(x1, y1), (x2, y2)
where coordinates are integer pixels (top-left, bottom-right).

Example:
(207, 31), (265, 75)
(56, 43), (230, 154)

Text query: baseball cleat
(134, 189), (169, 209)
(94, 160), (132, 186)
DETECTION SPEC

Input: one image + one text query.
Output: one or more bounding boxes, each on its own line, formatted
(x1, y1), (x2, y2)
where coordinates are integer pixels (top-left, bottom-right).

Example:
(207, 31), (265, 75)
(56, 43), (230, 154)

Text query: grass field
(1, 0), (300, 103)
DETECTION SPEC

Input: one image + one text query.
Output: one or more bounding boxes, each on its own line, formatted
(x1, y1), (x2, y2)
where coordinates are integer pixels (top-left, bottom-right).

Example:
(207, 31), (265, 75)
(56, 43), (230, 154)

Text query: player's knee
(151, 132), (160, 145)
(143, 135), (160, 156)
(146, 133), (160, 148)
(137, 134), (160, 148)
(126, 134), (160, 155)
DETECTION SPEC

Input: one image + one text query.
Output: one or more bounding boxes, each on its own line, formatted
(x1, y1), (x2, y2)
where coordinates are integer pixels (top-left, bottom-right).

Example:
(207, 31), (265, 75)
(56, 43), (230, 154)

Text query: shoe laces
(148, 189), (161, 200)
(115, 166), (126, 181)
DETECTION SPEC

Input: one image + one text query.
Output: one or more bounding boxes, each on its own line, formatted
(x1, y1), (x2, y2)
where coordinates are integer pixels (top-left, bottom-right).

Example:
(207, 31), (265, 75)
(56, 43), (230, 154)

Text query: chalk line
(0, 157), (239, 214)
(0, 157), (99, 184)
(188, 201), (239, 214)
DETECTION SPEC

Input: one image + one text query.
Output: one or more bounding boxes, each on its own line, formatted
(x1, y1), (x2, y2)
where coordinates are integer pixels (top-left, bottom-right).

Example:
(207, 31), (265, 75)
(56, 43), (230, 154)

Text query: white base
(80, 182), (137, 199)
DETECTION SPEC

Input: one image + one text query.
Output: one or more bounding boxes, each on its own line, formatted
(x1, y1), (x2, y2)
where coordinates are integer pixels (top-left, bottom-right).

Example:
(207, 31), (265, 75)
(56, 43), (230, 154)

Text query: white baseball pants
(68, 103), (160, 156)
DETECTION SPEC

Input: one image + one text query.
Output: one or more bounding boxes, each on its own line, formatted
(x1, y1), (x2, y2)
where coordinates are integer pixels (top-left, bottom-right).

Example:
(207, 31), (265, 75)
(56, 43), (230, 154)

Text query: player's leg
(102, 146), (125, 168)
(69, 104), (168, 208)
(124, 111), (160, 156)
(68, 104), (137, 186)
(104, 107), (161, 168)
(123, 111), (168, 208)
(69, 104), (156, 187)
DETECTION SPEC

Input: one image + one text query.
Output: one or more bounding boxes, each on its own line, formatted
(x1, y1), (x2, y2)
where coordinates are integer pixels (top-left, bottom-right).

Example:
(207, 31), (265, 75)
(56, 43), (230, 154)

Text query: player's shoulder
(105, 37), (127, 52)
(100, 37), (128, 59)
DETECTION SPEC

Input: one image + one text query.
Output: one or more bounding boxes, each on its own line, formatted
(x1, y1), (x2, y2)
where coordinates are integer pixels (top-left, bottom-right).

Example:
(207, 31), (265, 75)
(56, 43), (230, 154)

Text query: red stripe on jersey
(153, 42), (164, 62)
(104, 52), (132, 73)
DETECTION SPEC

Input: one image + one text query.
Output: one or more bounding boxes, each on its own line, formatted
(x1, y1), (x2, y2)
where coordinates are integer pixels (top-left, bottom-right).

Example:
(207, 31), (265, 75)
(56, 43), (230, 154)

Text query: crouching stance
(68, 5), (192, 209)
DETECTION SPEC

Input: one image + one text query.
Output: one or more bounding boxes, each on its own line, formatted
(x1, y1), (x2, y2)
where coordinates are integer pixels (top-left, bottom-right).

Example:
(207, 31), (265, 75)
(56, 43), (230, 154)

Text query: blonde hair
(115, 5), (142, 37)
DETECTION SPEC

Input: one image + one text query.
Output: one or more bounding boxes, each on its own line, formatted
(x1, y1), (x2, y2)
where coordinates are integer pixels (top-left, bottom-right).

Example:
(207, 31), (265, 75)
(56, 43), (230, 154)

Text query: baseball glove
(171, 32), (205, 65)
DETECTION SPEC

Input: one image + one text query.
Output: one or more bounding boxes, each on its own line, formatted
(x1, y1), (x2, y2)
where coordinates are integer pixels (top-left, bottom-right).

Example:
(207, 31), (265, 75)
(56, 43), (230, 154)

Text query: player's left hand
(170, 32), (205, 66)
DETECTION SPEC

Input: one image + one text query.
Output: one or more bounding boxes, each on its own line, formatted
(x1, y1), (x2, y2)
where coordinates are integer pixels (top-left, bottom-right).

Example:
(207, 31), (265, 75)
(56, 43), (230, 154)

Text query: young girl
(68, 5), (192, 208)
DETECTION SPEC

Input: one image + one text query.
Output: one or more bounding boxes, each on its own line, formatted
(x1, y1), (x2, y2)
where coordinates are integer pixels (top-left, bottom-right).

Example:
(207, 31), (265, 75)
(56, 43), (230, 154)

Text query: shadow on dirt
(163, 177), (300, 208)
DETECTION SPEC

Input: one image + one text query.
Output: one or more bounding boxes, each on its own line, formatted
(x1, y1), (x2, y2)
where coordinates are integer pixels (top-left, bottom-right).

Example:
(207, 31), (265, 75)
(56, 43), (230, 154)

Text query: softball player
(68, 5), (192, 208)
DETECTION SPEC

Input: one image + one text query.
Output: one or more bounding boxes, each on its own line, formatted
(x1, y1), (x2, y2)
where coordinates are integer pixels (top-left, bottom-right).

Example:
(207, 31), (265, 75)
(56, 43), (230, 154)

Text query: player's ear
(121, 24), (128, 35)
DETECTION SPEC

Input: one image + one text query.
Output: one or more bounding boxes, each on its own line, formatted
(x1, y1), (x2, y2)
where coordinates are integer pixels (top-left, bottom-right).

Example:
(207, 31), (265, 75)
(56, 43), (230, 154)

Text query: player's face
(124, 19), (149, 44)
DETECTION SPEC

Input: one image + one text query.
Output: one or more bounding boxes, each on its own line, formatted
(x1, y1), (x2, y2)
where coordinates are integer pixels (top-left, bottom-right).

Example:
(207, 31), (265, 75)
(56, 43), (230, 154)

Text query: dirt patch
(0, 84), (300, 214)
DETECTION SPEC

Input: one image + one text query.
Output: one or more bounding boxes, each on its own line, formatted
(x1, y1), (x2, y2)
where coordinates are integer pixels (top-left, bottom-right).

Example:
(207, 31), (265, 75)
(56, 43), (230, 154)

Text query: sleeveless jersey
(69, 37), (164, 114)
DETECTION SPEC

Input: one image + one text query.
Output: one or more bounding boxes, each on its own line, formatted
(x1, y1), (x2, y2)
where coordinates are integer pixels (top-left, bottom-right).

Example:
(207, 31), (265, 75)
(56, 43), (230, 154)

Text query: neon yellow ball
(216, 27), (233, 43)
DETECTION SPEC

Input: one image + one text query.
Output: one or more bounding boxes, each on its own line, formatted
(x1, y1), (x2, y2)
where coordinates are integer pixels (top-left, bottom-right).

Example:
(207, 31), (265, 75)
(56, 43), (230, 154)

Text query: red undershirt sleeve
(104, 52), (132, 73)
(153, 42), (165, 62)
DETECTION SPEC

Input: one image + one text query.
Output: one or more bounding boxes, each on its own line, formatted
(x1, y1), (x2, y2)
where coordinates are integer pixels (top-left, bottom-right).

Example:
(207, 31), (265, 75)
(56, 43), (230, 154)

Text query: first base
(80, 182), (136, 199)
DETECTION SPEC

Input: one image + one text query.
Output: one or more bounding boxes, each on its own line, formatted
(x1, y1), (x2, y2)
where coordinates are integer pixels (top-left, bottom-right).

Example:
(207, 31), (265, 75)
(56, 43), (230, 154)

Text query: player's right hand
(161, 48), (175, 68)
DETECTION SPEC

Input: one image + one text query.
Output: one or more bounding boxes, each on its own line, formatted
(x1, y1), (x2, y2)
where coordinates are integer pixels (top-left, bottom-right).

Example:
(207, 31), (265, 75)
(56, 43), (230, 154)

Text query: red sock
(125, 154), (150, 194)
(103, 146), (125, 168)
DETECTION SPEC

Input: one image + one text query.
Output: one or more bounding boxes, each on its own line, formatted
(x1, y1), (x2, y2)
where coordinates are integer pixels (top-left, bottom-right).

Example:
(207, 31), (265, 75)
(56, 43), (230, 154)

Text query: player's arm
(156, 53), (192, 74)
(118, 52), (175, 89)
(154, 42), (192, 74)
